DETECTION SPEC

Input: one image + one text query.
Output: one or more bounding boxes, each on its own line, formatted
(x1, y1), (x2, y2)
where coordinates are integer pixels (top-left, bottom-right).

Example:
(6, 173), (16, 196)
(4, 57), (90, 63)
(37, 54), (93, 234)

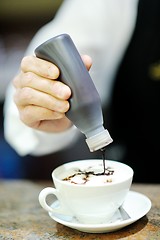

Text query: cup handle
(39, 187), (70, 215)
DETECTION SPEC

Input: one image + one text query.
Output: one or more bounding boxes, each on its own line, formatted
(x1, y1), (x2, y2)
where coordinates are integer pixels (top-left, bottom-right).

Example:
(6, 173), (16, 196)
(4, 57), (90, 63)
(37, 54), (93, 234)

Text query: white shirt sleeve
(4, 0), (138, 156)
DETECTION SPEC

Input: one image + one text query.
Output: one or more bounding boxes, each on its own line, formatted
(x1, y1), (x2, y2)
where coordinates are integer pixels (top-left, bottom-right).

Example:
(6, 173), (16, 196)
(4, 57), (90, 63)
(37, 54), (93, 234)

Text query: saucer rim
(48, 190), (151, 233)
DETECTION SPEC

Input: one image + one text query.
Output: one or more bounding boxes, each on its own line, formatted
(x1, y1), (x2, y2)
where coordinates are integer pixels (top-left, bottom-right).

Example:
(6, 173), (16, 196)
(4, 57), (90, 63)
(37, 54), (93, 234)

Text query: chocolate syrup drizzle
(101, 147), (106, 174)
(63, 149), (114, 184)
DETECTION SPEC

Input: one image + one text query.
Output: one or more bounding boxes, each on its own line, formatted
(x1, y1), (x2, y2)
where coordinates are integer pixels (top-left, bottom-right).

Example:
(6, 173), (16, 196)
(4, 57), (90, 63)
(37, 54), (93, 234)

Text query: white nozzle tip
(85, 129), (113, 152)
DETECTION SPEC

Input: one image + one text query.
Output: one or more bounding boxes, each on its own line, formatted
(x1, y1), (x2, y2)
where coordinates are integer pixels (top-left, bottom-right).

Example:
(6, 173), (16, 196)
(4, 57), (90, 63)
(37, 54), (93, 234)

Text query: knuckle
(25, 72), (34, 85)
(13, 87), (33, 105)
(21, 87), (33, 101)
(19, 107), (32, 124)
(21, 56), (33, 71)
(21, 56), (28, 70)
(20, 105), (37, 124)
(13, 75), (19, 88)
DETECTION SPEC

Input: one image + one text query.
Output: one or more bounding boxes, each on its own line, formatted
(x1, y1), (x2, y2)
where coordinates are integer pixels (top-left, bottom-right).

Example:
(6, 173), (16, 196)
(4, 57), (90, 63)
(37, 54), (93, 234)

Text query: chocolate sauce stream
(100, 148), (106, 174)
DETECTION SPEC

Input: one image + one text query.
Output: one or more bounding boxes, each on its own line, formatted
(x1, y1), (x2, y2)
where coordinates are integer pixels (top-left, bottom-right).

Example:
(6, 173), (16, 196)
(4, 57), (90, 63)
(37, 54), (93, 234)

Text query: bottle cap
(85, 129), (113, 152)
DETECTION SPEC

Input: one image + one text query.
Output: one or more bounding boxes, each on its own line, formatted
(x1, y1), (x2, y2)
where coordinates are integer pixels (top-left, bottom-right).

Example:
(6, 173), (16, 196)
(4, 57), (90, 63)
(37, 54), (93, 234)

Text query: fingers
(18, 104), (72, 132)
(14, 87), (70, 113)
(81, 55), (92, 71)
(21, 56), (60, 79)
(12, 54), (92, 133)
(19, 104), (64, 125)
(13, 71), (71, 100)
(20, 54), (92, 80)
(13, 55), (72, 132)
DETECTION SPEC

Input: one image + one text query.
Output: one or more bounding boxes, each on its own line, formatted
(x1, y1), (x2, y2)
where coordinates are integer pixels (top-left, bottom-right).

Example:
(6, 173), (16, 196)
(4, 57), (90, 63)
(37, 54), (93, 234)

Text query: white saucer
(48, 191), (151, 233)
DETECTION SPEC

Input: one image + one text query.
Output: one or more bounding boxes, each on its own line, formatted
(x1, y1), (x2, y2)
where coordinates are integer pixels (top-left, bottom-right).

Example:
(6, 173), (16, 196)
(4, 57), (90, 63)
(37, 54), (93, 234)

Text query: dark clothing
(106, 0), (160, 183)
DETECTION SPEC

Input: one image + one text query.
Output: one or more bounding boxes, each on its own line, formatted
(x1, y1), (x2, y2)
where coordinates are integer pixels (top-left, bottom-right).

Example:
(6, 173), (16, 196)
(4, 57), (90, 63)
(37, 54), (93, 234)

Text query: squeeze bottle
(35, 34), (113, 152)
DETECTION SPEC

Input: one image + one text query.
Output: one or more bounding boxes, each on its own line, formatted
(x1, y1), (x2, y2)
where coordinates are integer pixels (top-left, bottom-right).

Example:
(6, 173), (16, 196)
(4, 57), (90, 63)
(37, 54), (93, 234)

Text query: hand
(13, 55), (92, 133)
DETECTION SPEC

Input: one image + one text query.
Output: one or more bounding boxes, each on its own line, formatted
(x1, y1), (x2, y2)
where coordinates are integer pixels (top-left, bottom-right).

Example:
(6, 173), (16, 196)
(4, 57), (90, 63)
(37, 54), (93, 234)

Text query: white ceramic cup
(39, 159), (133, 224)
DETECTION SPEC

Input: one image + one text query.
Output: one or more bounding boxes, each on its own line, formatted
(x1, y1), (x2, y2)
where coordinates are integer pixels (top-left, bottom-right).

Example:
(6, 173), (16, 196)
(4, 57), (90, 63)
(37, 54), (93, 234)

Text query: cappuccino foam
(63, 164), (114, 185)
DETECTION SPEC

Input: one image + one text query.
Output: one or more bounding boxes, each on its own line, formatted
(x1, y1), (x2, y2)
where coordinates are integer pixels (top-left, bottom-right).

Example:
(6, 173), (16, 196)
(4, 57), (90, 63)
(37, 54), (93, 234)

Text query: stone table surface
(0, 180), (160, 240)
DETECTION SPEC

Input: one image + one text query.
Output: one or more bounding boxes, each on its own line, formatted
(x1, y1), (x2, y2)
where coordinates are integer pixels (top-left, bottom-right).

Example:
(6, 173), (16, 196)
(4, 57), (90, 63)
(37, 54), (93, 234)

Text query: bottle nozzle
(85, 129), (113, 152)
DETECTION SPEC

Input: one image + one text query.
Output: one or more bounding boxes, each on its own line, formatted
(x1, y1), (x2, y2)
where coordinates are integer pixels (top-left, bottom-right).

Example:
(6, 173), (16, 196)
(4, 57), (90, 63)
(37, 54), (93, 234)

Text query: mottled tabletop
(0, 180), (160, 240)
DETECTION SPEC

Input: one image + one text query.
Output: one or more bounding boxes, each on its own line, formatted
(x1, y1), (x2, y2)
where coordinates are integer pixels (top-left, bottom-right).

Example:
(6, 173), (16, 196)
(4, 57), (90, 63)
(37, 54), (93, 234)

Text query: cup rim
(52, 159), (134, 187)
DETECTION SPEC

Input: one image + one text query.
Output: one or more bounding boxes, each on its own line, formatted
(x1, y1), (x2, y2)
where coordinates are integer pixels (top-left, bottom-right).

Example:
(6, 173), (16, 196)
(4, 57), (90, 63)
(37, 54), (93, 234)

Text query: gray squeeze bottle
(35, 34), (113, 152)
